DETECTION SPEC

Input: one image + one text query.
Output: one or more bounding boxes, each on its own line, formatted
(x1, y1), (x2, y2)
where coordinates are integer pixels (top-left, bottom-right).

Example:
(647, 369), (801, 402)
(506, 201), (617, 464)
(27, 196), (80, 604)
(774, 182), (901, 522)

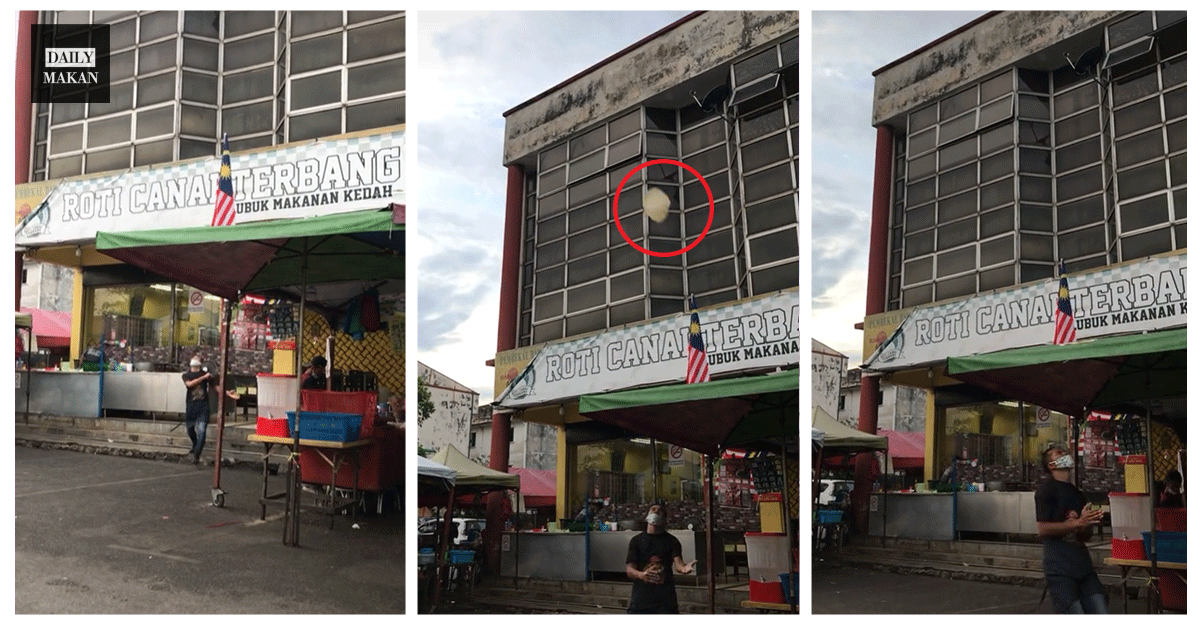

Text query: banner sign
(864, 252), (1187, 371)
(494, 290), (800, 408)
(16, 128), (404, 246)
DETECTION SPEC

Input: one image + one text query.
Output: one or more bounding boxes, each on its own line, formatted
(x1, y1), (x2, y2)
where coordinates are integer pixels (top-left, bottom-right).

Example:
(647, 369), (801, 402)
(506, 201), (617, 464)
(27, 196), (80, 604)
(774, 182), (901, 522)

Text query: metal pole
(651, 438), (660, 503)
(288, 243), (309, 546)
(514, 488), (521, 588)
(705, 453), (715, 614)
(433, 484), (456, 611)
(1144, 407), (1158, 612)
(210, 299), (232, 502)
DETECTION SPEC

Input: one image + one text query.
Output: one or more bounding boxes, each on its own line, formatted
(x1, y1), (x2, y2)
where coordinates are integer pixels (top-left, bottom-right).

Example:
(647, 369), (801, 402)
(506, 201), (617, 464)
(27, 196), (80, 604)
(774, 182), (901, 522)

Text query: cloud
(810, 11), (987, 360)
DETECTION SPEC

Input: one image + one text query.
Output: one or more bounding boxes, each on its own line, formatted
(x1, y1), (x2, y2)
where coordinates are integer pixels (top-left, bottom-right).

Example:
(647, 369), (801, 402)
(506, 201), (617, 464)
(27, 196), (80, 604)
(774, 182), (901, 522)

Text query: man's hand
(1075, 503), (1104, 528)
(674, 559), (697, 575)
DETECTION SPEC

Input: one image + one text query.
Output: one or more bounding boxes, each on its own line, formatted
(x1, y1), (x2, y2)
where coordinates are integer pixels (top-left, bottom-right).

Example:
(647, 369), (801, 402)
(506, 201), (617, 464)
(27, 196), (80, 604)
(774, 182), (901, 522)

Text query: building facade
(15, 11), (405, 376)
(490, 11), (800, 530)
(469, 404), (559, 471)
(417, 361), (479, 456)
(858, 11), (1186, 513)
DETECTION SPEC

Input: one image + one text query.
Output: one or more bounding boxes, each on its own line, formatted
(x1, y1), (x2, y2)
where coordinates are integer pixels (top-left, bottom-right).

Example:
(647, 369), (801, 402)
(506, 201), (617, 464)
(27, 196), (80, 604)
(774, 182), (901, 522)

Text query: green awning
(947, 328), (1186, 416)
(578, 369), (799, 456)
(95, 209), (403, 305)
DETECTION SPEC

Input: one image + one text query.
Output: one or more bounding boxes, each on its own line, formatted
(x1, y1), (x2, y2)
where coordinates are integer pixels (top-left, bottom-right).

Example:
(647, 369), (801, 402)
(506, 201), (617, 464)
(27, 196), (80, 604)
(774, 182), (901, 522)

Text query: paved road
(813, 559), (1151, 614)
(15, 445), (404, 614)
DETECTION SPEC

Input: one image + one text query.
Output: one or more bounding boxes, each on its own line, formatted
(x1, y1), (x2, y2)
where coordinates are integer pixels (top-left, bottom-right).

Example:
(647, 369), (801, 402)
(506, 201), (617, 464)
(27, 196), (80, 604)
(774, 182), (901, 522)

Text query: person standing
(181, 357), (215, 464)
(1035, 445), (1107, 613)
(301, 355), (327, 390)
(625, 503), (696, 614)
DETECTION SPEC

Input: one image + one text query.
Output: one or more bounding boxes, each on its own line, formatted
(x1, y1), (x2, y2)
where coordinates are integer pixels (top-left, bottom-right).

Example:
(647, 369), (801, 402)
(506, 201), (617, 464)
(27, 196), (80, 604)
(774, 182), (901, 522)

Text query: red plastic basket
(1159, 569), (1186, 612)
(748, 579), (785, 604)
(1155, 508), (1186, 532)
(256, 416), (290, 437)
(301, 390), (378, 437)
(1111, 538), (1146, 560)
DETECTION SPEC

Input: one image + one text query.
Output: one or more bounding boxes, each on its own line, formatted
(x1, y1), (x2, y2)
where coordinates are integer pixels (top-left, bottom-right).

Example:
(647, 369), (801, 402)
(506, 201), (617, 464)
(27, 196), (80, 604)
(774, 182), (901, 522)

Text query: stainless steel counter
(500, 530), (712, 580)
(16, 370), (194, 417)
(16, 370), (101, 418)
(868, 491), (1039, 540)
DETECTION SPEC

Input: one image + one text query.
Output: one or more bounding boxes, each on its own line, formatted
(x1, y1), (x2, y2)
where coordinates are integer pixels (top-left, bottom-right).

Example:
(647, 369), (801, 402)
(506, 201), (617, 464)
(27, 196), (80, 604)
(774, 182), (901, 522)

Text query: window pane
(906, 203), (935, 232)
(288, 108), (339, 141)
(568, 200), (608, 232)
(979, 265), (1015, 291)
(568, 226), (606, 258)
(938, 218), (977, 250)
(139, 11), (178, 42)
(909, 103), (937, 132)
(936, 274), (976, 300)
(1058, 224), (1107, 258)
(980, 205), (1015, 238)
(909, 153), (936, 181)
(905, 230), (935, 259)
(743, 163), (793, 203)
(1116, 129), (1165, 168)
(979, 123), (1013, 155)
(1021, 204), (1053, 232)
(1114, 98), (1162, 137)
(224, 67), (273, 104)
(907, 178), (936, 207)
(568, 253), (607, 285)
(179, 105), (216, 137)
(1056, 137), (1100, 173)
(1054, 84), (1097, 118)
(739, 105), (786, 143)
(86, 146), (130, 173)
(939, 112), (975, 145)
(291, 33), (341, 74)
(936, 247), (975, 277)
(939, 165), (977, 197)
(1055, 110), (1100, 145)
(1121, 227), (1173, 259)
(1056, 166), (1102, 202)
(980, 178), (1014, 210)
(750, 262), (798, 295)
(688, 259), (737, 294)
(609, 134), (640, 165)
(1020, 148), (1052, 175)
(182, 38), (218, 72)
(904, 257), (933, 283)
(1018, 95), (1050, 120)
(134, 139), (174, 166)
(909, 128), (936, 155)
(938, 191), (976, 223)
(224, 33), (274, 71)
(292, 71), (341, 110)
(292, 11), (343, 37)
(1112, 67), (1159, 107)
(224, 11), (275, 38)
(347, 97), (404, 131)
(136, 73), (176, 107)
(1020, 176), (1052, 203)
(181, 72), (218, 105)
(1058, 195), (1105, 231)
(1118, 161), (1166, 200)
(1018, 121), (1050, 147)
(980, 235), (1014, 266)
(742, 134), (788, 173)
(347, 18), (405, 62)
(1120, 193), (1170, 232)
(138, 39), (177, 76)
(980, 150), (1013, 183)
(981, 72), (1013, 102)
(51, 124), (83, 154)
(534, 293), (562, 321)
(940, 88), (978, 121)
(610, 270), (644, 302)
(136, 106), (175, 139)
(939, 138), (977, 172)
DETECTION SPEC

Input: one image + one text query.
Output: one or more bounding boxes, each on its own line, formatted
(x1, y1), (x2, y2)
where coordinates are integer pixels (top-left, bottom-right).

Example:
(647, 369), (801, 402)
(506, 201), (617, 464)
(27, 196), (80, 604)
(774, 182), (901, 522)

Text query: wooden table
(1103, 557), (1187, 613)
(247, 434), (373, 528)
(740, 599), (797, 613)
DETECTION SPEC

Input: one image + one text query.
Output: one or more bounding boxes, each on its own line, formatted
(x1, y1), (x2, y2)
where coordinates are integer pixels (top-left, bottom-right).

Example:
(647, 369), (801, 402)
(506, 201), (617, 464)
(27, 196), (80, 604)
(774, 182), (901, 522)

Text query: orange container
(255, 416), (289, 437)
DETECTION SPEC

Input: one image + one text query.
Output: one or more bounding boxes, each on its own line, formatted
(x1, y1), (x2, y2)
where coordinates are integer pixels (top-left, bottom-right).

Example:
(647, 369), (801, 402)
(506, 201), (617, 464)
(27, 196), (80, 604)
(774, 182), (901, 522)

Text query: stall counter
(499, 529), (714, 580)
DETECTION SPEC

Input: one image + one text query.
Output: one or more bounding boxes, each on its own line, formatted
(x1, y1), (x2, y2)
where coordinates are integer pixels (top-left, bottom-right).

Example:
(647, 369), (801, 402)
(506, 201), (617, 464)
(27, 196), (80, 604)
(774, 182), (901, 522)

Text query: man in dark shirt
(301, 355), (327, 390)
(1034, 445), (1106, 613)
(181, 357), (215, 464)
(625, 503), (696, 613)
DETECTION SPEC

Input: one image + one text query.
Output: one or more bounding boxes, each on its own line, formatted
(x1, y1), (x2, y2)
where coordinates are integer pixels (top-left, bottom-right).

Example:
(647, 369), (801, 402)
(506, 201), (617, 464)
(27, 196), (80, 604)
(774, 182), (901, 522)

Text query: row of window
(33, 10), (405, 182)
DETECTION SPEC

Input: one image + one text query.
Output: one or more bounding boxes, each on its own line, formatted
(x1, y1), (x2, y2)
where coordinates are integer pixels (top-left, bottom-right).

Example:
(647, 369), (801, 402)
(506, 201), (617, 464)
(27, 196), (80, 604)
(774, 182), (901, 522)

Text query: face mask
(646, 512), (664, 527)
(1048, 454), (1074, 470)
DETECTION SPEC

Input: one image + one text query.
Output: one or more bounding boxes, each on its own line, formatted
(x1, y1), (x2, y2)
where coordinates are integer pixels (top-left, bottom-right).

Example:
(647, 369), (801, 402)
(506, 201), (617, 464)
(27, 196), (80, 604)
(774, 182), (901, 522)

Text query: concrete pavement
(813, 558), (1151, 614)
(15, 445), (404, 614)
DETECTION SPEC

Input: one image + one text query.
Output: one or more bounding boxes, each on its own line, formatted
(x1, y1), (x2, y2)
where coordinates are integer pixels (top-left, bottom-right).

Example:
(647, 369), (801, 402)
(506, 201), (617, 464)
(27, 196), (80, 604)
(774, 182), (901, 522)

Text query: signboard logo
(30, 24), (111, 103)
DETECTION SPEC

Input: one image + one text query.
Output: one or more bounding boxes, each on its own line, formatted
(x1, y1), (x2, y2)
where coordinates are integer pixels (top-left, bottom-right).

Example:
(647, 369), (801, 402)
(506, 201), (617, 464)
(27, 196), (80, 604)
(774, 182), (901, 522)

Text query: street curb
(16, 438), (270, 472)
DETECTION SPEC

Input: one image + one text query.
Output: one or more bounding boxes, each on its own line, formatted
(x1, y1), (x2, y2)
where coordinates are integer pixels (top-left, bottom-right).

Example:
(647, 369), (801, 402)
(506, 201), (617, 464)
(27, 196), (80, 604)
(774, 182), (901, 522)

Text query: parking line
(16, 470), (202, 498)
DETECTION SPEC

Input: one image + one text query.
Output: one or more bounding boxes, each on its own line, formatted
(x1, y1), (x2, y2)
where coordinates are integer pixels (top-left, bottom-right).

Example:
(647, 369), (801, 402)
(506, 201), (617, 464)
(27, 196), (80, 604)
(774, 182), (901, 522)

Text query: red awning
(509, 466), (556, 508)
(878, 429), (925, 469)
(390, 203), (405, 225)
(19, 307), (72, 348)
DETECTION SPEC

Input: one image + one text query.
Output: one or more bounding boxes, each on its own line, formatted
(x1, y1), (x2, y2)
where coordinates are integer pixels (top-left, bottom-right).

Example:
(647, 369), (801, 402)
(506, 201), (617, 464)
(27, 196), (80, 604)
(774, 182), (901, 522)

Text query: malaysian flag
(1054, 259), (1076, 344)
(686, 295), (710, 383)
(211, 133), (235, 226)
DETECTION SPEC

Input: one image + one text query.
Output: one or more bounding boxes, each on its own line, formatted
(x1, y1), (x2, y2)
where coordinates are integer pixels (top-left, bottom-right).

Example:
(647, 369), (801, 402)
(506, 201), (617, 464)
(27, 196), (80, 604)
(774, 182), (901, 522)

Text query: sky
(414, 11), (692, 403)
(810, 11), (988, 366)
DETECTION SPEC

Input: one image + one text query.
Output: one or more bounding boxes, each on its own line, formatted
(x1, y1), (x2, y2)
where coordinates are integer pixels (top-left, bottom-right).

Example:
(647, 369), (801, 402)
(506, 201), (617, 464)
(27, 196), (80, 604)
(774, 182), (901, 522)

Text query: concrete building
(417, 361), (479, 455)
(838, 367), (928, 433)
(487, 11), (800, 559)
(811, 339), (847, 422)
(15, 10), (405, 378)
(855, 11), (1186, 533)
(469, 404), (559, 471)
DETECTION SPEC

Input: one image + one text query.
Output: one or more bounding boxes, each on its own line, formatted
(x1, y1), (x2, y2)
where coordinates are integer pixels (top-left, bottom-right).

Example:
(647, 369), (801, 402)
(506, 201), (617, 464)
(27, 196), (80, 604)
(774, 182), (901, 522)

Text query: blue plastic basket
(285, 411), (362, 442)
(816, 509), (843, 523)
(1141, 531), (1186, 563)
(779, 572), (798, 605)
(447, 549), (475, 564)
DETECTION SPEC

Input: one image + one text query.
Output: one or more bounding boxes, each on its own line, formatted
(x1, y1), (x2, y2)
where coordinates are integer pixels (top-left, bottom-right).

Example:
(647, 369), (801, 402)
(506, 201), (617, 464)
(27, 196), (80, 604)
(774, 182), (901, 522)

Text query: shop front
(491, 289), (800, 610)
(861, 252), (1187, 545)
(15, 127), (405, 420)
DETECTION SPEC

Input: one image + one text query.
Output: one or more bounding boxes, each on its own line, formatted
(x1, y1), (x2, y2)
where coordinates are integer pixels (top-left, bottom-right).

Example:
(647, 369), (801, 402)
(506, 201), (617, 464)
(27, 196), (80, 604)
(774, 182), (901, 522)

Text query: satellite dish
(699, 84), (730, 112)
(691, 84), (731, 114)
(1067, 46), (1106, 76)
